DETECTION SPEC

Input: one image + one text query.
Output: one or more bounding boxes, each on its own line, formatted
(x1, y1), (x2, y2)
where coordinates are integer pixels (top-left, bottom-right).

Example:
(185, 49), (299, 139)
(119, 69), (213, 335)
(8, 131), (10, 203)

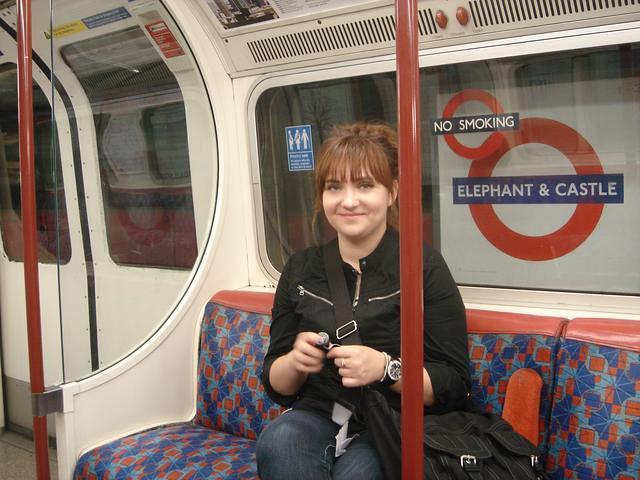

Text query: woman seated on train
(256, 121), (471, 480)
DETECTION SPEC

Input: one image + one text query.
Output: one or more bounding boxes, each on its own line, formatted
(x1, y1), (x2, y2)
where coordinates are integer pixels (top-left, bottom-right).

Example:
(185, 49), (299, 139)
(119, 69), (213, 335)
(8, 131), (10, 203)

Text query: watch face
(388, 359), (402, 381)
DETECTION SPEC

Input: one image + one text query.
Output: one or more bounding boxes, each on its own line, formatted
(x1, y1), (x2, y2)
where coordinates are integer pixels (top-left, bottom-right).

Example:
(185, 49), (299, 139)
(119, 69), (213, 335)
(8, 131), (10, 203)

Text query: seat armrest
(502, 368), (542, 446)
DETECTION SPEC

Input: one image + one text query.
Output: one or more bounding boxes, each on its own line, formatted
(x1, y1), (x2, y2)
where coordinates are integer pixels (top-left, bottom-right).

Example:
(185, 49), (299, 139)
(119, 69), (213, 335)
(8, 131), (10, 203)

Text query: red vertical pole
(396, 0), (424, 479)
(17, 1), (52, 479)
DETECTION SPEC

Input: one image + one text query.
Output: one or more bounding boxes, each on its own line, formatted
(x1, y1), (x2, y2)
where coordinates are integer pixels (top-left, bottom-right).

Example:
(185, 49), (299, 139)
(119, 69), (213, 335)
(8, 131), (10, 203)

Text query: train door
(46, 0), (216, 370)
(0, 27), (91, 430)
(1, 0), (218, 433)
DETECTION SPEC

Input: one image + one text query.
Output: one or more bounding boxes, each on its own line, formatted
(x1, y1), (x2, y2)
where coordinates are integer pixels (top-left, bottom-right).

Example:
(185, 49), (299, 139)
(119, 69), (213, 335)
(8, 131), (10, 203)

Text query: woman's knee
(256, 410), (336, 479)
(259, 410), (322, 453)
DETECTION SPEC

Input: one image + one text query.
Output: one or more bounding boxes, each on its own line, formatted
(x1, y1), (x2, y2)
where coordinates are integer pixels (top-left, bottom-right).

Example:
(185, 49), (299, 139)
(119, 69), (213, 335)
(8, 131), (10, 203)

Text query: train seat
(73, 291), (282, 480)
(73, 292), (570, 479)
(466, 309), (568, 454)
(545, 318), (640, 480)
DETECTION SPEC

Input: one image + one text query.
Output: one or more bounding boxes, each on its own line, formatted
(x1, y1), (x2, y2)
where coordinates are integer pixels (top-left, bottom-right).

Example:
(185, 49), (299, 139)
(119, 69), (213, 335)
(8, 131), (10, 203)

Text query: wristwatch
(380, 352), (402, 386)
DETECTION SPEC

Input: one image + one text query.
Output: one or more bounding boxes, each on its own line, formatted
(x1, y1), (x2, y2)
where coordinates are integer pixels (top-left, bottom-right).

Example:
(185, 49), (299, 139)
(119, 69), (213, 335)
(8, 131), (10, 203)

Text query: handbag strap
(461, 456), (484, 480)
(323, 240), (363, 346)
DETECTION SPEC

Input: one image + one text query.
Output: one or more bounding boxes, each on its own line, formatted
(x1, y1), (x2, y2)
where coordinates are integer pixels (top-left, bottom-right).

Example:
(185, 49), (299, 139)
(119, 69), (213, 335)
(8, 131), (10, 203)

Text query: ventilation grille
(247, 9), (439, 64)
(418, 9), (440, 35)
(244, 0), (637, 65)
(469, 0), (637, 27)
(0, 3), (16, 28)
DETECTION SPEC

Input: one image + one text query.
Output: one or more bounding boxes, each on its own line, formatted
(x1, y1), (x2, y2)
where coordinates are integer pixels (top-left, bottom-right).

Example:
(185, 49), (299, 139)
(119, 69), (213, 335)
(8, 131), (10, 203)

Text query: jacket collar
(328, 227), (398, 274)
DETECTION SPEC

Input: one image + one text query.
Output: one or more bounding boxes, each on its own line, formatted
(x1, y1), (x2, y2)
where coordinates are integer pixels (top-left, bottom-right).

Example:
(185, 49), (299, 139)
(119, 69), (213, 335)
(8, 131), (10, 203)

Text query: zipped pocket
(368, 289), (400, 302)
(297, 285), (333, 306)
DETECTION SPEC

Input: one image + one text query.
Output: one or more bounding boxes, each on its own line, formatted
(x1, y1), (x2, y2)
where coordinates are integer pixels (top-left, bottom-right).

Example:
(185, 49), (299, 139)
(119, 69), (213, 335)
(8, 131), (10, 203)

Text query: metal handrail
(396, 1), (424, 479)
(17, 0), (51, 478)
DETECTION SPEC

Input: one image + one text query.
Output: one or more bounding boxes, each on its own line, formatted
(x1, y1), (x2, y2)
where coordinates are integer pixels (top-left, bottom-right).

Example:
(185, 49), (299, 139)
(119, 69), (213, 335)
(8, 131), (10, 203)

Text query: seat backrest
(194, 291), (283, 439)
(466, 309), (567, 453)
(545, 318), (640, 479)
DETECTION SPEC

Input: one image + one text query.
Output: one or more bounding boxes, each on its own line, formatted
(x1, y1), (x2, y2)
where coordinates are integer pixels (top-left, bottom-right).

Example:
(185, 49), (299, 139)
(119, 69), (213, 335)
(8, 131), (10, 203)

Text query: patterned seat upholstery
(545, 318), (640, 480)
(74, 291), (638, 480)
(466, 309), (567, 453)
(74, 291), (282, 480)
(73, 424), (260, 479)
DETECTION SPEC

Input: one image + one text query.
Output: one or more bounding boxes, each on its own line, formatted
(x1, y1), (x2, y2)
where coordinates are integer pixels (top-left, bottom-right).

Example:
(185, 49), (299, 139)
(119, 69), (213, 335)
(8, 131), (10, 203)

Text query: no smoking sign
(439, 89), (623, 261)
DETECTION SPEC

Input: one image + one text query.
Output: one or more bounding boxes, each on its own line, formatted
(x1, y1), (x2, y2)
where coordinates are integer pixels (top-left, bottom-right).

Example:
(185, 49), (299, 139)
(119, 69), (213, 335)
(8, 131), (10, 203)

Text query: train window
(60, 27), (197, 268)
(0, 63), (70, 263)
(256, 73), (399, 271)
(256, 43), (639, 296)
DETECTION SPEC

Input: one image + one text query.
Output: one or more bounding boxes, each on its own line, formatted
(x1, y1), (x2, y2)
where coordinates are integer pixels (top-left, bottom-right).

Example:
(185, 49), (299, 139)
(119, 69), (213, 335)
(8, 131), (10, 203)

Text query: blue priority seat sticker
(285, 125), (314, 172)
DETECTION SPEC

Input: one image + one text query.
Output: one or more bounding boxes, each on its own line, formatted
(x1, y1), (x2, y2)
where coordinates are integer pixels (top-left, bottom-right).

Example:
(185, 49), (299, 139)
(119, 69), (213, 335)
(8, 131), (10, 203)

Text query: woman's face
(322, 171), (397, 244)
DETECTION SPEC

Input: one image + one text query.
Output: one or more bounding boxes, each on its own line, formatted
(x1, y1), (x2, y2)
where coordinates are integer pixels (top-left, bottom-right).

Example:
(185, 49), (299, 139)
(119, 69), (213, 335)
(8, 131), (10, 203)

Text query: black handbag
(323, 242), (549, 480)
(421, 411), (548, 480)
(368, 402), (549, 480)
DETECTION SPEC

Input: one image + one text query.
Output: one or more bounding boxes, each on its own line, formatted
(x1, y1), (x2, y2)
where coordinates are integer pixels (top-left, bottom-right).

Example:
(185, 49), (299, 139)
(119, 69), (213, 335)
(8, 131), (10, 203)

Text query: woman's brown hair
(313, 122), (399, 227)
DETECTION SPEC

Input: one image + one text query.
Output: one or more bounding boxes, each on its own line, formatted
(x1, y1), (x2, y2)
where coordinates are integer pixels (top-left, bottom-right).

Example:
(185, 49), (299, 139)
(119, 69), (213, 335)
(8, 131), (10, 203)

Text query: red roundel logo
(442, 89), (604, 261)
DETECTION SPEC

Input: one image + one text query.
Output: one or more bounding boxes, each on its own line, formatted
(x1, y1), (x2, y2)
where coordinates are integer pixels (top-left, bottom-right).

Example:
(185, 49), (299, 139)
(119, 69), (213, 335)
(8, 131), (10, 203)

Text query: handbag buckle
(336, 320), (358, 340)
(460, 455), (477, 468)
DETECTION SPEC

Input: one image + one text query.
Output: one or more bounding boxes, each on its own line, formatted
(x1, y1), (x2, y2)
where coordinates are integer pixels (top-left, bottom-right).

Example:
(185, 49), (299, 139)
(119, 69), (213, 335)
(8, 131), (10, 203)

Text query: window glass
(0, 64), (70, 263)
(60, 27), (196, 268)
(256, 43), (640, 295)
(256, 73), (404, 271)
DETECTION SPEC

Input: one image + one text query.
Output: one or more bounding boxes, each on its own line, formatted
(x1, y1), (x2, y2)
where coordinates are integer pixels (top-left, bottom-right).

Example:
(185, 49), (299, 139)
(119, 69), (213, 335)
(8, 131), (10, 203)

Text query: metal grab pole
(396, 0), (424, 479)
(17, 0), (52, 479)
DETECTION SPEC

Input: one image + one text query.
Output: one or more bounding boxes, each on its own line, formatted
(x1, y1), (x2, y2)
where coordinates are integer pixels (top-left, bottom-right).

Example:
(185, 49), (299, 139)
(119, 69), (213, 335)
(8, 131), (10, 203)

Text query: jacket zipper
(297, 285), (333, 306)
(353, 272), (361, 307)
(367, 289), (400, 302)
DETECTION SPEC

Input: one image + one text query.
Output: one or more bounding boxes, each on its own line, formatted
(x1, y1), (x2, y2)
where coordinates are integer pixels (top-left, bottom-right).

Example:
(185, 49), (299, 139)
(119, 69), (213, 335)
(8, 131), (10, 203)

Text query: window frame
(247, 22), (640, 317)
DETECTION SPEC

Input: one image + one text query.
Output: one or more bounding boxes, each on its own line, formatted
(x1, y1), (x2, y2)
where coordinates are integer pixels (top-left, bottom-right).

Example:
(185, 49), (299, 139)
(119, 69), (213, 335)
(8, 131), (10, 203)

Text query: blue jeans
(256, 409), (383, 480)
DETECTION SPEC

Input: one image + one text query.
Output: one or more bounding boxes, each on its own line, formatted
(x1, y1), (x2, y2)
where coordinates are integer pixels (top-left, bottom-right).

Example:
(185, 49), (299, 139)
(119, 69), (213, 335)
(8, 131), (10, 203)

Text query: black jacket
(262, 229), (471, 420)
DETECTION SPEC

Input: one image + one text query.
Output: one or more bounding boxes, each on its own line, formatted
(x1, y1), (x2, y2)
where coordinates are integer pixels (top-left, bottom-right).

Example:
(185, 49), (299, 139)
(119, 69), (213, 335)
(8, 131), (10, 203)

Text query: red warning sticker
(145, 20), (185, 58)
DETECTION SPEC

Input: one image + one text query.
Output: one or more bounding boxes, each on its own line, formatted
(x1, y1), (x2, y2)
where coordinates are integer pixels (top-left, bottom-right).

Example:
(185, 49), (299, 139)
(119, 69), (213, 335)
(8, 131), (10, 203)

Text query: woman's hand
(327, 346), (386, 387)
(288, 332), (327, 374)
(268, 332), (327, 396)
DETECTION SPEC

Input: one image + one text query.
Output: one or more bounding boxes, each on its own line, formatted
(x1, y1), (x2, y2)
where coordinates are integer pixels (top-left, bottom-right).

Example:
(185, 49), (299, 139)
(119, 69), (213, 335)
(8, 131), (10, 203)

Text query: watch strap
(379, 352), (391, 382)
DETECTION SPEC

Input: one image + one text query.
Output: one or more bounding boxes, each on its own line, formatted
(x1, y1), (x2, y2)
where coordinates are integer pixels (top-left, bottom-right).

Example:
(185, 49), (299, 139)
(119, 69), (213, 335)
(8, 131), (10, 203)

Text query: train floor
(0, 429), (58, 479)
